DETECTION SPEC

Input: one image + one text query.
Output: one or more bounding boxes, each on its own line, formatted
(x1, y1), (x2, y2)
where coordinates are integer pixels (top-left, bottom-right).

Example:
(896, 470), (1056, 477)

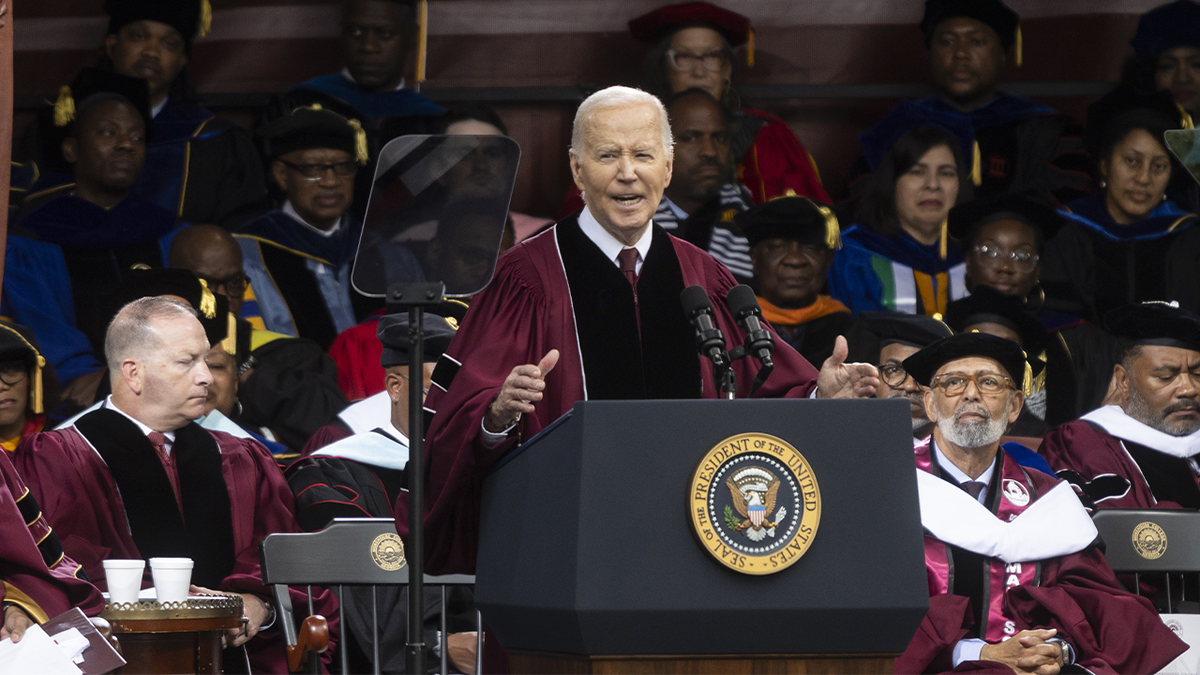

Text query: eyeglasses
(878, 363), (913, 388)
(971, 245), (1039, 273)
(666, 48), (731, 73)
(279, 160), (358, 181)
(0, 362), (27, 387)
(397, 373), (430, 396)
(930, 372), (1015, 396)
(198, 272), (249, 298)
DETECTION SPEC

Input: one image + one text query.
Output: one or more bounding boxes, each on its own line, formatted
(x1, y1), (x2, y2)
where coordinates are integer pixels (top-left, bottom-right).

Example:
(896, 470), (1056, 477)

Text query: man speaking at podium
(408, 86), (880, 575)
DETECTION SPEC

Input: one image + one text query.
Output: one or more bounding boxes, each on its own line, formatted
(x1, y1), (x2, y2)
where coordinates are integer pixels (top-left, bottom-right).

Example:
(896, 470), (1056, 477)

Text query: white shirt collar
(151, 97), (168, 119)
(1082, 404), (1200, 459)
(577, 205), (653, 273)
(932, 439), (996, 504)
(283, 201), (343, 238)
(340, 67), (406, 92)
(660, 195), (689, 221)
(103, 396), (177, 448)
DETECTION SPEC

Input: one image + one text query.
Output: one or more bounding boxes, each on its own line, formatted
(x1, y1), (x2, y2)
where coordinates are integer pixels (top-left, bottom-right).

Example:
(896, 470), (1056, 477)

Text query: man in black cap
(896, 332), (1186, 674)
(738, 196), (853, 366)
(1041, 302), (1200, 511)
(852, 312), (952, 435)
(5, 68), (187, 410)
(237, 105), (378, 351)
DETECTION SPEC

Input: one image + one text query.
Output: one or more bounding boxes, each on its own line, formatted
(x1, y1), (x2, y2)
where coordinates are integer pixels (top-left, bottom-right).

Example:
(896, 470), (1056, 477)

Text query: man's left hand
(816, 335), (879, 399)
(1, 604), (35, 643)
(190, 585), (271, 648)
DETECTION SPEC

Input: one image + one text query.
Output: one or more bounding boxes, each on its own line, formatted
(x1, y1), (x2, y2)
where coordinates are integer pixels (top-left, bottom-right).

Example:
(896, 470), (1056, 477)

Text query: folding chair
(1092, 509), (1200, 612)
(260, 517), (481, 675)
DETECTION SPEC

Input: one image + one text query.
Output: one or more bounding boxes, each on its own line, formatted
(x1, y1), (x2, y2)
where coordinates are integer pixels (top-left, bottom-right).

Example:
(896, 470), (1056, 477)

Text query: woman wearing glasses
(0, 323), (55, 453)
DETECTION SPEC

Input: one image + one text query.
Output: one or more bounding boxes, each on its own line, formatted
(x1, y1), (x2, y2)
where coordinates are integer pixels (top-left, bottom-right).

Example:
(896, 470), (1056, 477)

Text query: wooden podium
(474, 399), (928, 674)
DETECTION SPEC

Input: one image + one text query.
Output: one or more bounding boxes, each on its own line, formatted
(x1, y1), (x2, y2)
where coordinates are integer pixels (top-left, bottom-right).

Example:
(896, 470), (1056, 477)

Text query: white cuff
(809, 388), (819, 399)
(259, 602), (277, 631)
(480, 417), (517, 448)
(952, 638), (986, 666)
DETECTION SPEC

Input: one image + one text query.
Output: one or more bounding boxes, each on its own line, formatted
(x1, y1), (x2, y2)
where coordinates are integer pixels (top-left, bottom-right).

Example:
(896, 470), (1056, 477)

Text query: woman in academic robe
(1122, 0), (1200, 121)
(0, 323), (56, 452)
(828, 105), (973, 317)
(1041, 86), (1200, 324)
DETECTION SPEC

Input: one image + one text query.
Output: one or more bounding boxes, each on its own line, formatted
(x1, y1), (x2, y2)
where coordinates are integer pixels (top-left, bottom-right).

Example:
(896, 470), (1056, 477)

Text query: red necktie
(148, 432), (184, 515)
(617, 248), (639, 287)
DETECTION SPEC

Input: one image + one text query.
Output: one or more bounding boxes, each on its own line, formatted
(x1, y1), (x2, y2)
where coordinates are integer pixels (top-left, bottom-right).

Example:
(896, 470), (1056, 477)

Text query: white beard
(937, 399), (1010, 449)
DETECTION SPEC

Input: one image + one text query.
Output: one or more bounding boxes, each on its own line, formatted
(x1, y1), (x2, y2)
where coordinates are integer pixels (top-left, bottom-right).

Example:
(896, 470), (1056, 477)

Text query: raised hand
(484, 350), (560, 433)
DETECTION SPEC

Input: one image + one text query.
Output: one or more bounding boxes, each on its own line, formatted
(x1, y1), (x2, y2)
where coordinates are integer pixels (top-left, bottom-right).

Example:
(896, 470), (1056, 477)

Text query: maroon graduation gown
(408, 217), (820, 577)
(14, 410), (339, 672)
(0, 448), (103, 622)
(897, 440), (1185, 674)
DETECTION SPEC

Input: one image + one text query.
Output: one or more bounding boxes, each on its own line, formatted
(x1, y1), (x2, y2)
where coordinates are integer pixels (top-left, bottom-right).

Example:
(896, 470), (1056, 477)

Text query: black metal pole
(406, 304), (426, 674)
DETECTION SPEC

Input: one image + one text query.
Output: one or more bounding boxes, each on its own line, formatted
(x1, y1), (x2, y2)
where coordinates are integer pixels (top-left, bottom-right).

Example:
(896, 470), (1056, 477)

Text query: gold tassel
(416, 0), (428, 85)
(1022, 360), (1033, 397)
(939, 219), (948, 260)
(198, 279), (217, 319)
(1178, 104), (1195, 130)
(349, 119), (369, 165)
(810, 199), (841, 250)
(972, 141), (982, 186)
(747, 28), (755, 67)
(53, 86), (75, 127)
(221, 313), (237, 356)
(198, 0), (213, 38)
(1014, 25), (1022, 67)
(31, 356), (44, 415)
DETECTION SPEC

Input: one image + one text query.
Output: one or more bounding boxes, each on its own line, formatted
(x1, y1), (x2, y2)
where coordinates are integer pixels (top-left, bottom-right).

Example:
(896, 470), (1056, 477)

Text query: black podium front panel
(475, 398), (927, 656)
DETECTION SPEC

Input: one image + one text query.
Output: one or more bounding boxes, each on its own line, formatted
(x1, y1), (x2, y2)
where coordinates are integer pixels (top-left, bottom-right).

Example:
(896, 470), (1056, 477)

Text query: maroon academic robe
(1040, 405), (1200, 510)
(406, 215), (820, 577)
(14, 410), (339, 672)
(0, 448), (103, 623)
(898, 439), (1185, 674)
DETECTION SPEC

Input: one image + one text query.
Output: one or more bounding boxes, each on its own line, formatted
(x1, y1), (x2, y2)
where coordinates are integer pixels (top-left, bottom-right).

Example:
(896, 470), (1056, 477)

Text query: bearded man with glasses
(236, 105), (379, 350)
(895, 331), (1185, 674)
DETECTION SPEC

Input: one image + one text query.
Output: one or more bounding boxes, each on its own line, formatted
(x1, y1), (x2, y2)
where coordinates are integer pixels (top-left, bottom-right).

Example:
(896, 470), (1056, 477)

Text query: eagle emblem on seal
(725, 467), (788, 542)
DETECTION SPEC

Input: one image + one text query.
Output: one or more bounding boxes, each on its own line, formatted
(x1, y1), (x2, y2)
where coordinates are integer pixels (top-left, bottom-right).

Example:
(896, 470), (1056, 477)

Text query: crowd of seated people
(4, 0), (1200, 672)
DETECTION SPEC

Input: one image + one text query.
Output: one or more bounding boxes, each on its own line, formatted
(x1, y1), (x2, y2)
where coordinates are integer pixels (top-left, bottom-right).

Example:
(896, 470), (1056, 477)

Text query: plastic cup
(149, 557), (193, 604)
(102, 559), (145, 604)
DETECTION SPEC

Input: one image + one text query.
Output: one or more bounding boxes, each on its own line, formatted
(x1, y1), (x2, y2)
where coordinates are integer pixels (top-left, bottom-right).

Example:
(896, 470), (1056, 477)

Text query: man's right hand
(484, 350), (559, 433)
(979, 629), (1064, 674)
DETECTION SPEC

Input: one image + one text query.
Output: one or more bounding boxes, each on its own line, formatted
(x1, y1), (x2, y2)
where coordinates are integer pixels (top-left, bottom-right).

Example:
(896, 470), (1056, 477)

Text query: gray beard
(937, 399), (1010, 449)
(1125, 389), (1200, 437)
(911, 415), (930, 431)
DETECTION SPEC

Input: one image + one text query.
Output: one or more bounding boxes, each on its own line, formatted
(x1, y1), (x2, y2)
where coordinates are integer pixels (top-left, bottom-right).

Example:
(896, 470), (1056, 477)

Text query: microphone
(725, 285), (775, 370)
(680, 285), (728, 367)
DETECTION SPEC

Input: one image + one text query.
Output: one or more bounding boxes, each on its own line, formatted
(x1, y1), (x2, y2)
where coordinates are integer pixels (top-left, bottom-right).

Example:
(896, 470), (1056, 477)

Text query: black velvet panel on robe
(556, 217), (701, 401)
(74, 410), (237, 587)
(1124, 441), (1200, 509)
(61, 241), (165, 354)
(258, 243), (340, 350)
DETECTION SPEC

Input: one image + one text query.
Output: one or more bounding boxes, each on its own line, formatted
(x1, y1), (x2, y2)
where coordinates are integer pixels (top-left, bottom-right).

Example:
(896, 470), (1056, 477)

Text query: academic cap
(735, 196), (841, 250)
(52, 67), (154, 138)
(0, 322), (49, 415)
(628, 2), (755, 66)
(114, 267), (236, 354)
(1130, 0), (1200, 57)
(859, 100), (980, 182)
(947, 192), (1064, 247)
(258, 104), (369, 165)
(944, 286), (1048, 354)
(858, 312), (953, 349)
(920, 0), (1021, 64)
(378, 313), (458, 368)
(1084, 85), (1193, 154)
(105, 0), (211, 41)
(902, 332), (1028, 387)
(1105, 301), (1200, 352)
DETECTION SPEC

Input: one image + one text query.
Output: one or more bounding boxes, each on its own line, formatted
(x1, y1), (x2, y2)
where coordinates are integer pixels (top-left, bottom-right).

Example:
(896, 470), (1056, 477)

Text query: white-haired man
(14, 297), (338, 672)
(895, 332), (1184, 674)
(411, 86), (879, 576)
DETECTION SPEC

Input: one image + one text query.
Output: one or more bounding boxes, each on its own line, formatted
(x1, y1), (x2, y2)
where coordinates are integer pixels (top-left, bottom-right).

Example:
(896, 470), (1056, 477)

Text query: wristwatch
(1044, 636), (1075, 666)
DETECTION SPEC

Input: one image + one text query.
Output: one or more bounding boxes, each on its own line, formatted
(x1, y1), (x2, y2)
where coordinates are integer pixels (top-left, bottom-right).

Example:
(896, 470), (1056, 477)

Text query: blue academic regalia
(828, 225), (967, 317)
(290, 73), (445, 120)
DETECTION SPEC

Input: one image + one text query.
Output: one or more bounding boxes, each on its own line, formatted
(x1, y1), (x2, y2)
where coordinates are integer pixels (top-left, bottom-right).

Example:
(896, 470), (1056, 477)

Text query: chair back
(1092, 509), (1200, 573)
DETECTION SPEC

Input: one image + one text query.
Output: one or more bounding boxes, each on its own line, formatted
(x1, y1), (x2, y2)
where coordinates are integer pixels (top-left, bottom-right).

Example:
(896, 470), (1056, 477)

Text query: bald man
(169, 225), (248, 317)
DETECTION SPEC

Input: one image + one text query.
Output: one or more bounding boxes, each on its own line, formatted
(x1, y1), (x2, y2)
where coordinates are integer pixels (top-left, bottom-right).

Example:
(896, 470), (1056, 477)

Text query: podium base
(506, 650), (897, 674)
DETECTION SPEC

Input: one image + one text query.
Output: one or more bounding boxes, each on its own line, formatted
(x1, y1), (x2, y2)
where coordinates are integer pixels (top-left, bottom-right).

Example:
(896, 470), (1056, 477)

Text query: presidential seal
(1132, 521), (1168, 560)
(370, 532), (407, 571)
(688, 432), (821, 575)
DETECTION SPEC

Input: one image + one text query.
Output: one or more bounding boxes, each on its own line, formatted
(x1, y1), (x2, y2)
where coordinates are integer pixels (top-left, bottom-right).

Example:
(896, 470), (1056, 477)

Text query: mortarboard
(378, 313), (459, 368)
(114, 267), (236, 354)
(1105, 301), (1200, 352)
(105, 0), (211, 42)
(920, 0), (1022, 66)
(52, 67), (154, 137)
(736, 196), (841, 250)
(1130, 0), (1200, 57)
(629, 2), (755, 66)
(903, 331), (1029, 387)
(258, 104), (369, 165)
(947, 192), (1065, 249)
(944, 286), (1048, 354)
(858, 312), (953, 349)
(0, 322), (49, 415)
(1085, 85), (1193, 154)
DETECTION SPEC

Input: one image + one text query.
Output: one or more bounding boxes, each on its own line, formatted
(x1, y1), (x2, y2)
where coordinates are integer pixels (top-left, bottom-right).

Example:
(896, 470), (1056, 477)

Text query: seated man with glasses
(851, 311), (953, 436)
(237, 105), (378, 351)
(895, 331), (1185, 674)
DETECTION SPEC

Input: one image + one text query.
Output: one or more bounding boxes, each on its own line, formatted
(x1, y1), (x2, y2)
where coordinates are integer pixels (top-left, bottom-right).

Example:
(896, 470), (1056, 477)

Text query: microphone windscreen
(680, 285), (714, 316)
(725, 284), (761, 317)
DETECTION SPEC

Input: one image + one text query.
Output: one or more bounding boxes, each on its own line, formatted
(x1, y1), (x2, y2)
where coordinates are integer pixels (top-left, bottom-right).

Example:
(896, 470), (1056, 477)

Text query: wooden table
(100, 594), (243, 674)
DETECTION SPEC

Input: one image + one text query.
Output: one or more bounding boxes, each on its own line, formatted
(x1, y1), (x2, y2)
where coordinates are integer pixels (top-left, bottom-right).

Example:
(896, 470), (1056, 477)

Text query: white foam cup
(102, 559), (145, 604)
(149, 557), (193, 604)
